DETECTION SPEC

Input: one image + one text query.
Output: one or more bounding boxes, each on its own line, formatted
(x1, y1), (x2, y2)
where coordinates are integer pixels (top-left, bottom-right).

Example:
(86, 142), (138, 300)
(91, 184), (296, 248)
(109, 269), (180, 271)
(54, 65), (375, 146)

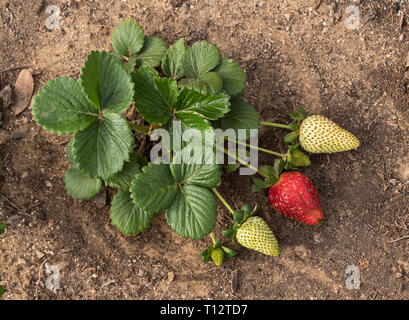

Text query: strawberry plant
(31, 18), (361, 267)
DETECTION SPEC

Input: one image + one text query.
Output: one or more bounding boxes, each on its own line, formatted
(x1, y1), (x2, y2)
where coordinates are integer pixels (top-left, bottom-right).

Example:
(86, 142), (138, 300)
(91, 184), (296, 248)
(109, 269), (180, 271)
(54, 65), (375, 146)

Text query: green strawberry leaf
(73, 113), (134, 180)
(132, 68), (175, 124)
(130, 163), (179, 213)
(130, 163), (221, 239)
(66, 138), (78, 168)
(135, 36), (167, 68)
(183, 41), (221, 78)
(161, 38), (186, 80)
(214, 57), (246, 96)
(170, 163), (221, 188)
(110, 189), (155, 235)
(0, 222), (6, 234)
(175, 88), (230, 120)
(166, 184), (217, 239)
(64, 168), (102, 200)
(173, 111), (211, 131)
(105, 152), (142, 190)
(80, 51), (134, 113)
(32, 77), (98, 135)
(111, 19), (145, 57)
(179, 72), (223, 95)
(133, 67), (229, 128)
(217, 97), (260, 139)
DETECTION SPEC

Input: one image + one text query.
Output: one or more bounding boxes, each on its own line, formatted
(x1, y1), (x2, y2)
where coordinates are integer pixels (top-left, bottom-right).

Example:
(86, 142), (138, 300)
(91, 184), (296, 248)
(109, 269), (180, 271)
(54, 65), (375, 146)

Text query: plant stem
(212, 188), (235, 216)
(260, 121), (292, 130)
(129, 123), (150, 135)
(221, 148), (269, 179)
(225, 137), (285, 158)
(209, 232), (217, 246)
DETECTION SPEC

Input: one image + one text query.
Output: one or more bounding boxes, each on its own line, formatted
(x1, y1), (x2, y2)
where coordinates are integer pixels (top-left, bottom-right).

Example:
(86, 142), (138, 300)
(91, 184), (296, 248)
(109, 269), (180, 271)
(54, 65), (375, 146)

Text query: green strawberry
(210, 247), (225, 267)
(236, 216), (280, 256)
(289, 149), (311, 167)
(299, 115), (360, 153)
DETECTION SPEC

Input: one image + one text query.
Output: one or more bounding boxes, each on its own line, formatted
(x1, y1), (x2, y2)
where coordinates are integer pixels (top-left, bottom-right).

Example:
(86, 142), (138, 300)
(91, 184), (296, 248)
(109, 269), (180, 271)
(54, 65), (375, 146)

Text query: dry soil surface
(0, 0), (408, 299)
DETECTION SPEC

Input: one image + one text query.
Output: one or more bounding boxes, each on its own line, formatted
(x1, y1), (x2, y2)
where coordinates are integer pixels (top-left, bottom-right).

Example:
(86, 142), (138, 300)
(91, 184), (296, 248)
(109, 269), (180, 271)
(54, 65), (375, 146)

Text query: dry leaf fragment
(12, 68), (34, 114)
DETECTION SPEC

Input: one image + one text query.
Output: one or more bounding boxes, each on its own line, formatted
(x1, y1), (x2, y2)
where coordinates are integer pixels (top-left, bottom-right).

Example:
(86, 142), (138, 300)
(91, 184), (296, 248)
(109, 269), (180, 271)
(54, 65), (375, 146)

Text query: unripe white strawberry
(299, 115), (360, 153)
(236, 216), (280, 256)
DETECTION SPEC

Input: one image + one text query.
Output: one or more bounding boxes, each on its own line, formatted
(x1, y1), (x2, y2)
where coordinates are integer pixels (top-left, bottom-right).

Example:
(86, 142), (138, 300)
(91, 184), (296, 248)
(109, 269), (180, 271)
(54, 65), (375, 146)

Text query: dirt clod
(167, 271), (175, 284)
(94, 191), (107, 208)
(11, 131), (26, 140)
(0, 85), (14, 108)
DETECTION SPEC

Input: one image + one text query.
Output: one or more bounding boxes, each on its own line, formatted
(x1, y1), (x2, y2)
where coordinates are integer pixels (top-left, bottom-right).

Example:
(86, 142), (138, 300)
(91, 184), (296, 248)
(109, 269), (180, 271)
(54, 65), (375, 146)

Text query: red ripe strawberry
(268, 171), (323, 225)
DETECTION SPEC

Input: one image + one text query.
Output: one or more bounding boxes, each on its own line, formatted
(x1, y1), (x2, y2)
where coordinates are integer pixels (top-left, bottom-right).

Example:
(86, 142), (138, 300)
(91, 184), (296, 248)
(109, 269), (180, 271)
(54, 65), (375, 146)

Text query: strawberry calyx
(252, 159), (285, 192)
(200, 239), (236, 267)
(284, 107), (309, 143)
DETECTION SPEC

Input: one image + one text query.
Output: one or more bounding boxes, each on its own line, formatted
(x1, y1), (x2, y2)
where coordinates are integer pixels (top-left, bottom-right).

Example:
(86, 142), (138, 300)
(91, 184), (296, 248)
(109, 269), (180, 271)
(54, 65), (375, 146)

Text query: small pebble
(94, 191), (107, 208)
(167, 271), (175, 284)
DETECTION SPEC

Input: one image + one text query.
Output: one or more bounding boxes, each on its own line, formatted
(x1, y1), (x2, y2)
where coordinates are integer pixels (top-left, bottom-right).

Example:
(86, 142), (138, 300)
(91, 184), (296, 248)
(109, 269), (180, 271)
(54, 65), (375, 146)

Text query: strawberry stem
(209, 232), (217, 246)
(260, 121), (292, 130)
(212, 188), (235, 216)
(222, 148), (269, 179)
(225, 137), (285, 158)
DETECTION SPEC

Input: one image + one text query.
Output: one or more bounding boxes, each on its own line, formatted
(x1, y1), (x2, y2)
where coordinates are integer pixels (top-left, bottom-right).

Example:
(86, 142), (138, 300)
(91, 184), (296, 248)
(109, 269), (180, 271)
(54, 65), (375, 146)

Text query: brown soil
(1, 0), (408, 300)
